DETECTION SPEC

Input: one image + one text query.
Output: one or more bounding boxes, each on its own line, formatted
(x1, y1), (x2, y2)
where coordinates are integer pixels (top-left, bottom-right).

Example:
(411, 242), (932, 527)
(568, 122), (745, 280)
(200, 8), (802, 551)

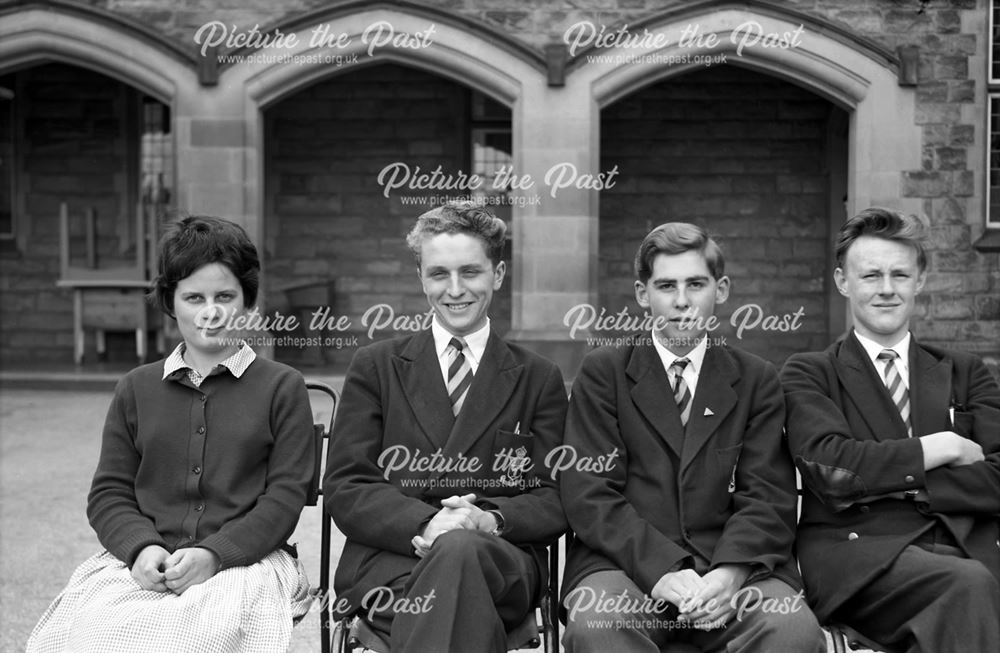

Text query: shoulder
(115, 359), (168, 393)
(718, 344), (771, 372)
(357, 333), (422, 359)
(575, 339), (637, 384)
(245, 356), (308, 390)
(918, 341), (981, 368)
(782, 340), (840, 372)
(247, 355), (302, 377)
(583, 336), (641, 367)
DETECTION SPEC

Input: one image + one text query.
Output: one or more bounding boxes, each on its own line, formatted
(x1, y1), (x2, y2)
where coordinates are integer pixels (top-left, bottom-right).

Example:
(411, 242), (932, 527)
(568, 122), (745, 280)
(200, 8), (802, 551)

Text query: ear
(714, 275), (730, 304)
(417, 265), (434, 300)
(493, 260), (506, 290)
(834, 267), (849, 297)
(915, 268), (926, 294)
(634, 279), (649, 308)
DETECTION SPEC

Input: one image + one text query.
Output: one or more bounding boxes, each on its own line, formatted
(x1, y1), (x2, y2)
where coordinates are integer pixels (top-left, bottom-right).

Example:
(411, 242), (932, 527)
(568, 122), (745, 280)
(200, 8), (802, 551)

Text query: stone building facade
(0, 0), (996, 375)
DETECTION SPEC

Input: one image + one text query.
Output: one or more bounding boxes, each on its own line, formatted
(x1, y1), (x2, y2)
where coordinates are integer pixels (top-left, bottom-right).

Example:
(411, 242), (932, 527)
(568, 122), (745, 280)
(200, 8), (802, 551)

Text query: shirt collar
(162, 341), (257, 382)
(432, 316), (491, 367)
(651, 331), (708, 377)
(853, 330), (911, 374)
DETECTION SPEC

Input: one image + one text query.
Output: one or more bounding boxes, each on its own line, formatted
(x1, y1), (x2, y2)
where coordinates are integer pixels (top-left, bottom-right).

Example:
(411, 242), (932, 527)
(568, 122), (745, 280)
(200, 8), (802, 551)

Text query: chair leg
(829, 625), (847, 653)
(320, 506), (333, 653)
(321, 605), (332, 653)
(329, 618), (344, 653)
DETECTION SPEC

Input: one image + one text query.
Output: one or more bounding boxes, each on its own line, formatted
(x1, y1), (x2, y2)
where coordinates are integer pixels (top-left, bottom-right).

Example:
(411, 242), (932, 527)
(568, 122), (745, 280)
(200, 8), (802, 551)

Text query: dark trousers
(835, 539), (1000, 653)
(562, 569), (825, 653)
(364, 529), (539, 653)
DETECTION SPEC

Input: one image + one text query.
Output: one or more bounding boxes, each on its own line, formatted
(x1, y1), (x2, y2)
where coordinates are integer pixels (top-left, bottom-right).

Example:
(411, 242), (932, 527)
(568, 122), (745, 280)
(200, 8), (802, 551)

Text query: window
(140, 97), (172, 207)
(991, 96), (1000, 229)
(0, 81), (14, 240)
(988, 1), (1000, 229)
(469, 91), (512, 221)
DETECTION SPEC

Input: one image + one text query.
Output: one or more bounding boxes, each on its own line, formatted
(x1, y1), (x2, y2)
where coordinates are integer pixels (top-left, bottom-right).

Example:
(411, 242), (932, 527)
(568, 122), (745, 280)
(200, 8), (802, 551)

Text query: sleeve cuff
(197, 534), (249, 570)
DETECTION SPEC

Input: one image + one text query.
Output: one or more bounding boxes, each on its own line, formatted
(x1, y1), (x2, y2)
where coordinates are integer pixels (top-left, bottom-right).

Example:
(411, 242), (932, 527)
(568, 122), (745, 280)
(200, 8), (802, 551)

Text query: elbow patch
(796, 457), (867, 512)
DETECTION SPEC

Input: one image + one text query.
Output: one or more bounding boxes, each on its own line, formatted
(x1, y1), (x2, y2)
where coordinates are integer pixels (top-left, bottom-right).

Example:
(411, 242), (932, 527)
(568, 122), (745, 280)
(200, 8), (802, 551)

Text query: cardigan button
(859, 506), (870, 513)
(197, 426), (205, 434)
(192, 466), (201, 474)
(848, 532), (859, 541)
(904, 475), (915, 483)
(195, 503), (204, 512)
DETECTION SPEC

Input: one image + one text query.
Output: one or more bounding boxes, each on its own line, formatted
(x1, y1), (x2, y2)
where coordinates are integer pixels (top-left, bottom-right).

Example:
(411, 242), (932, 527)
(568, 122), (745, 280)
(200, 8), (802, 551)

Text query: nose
(878, 275), (895, 296)
(675, 286), (690, 309)
(447, 273), (464, 297)
(197, 303), (224, 326)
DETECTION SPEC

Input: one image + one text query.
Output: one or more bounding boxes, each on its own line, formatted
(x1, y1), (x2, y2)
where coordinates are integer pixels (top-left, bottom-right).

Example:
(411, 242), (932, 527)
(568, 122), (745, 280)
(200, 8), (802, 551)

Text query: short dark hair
(151, 215), (260, 318)
(634, 222), (725, 283)
(405, 201), (507, 267)
(835, 207), (927, 272)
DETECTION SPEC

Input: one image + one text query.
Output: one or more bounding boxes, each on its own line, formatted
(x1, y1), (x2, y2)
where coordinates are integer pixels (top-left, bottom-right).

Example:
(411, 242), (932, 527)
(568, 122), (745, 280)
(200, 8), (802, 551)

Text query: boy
(324, 201), (567, 653)
(559, 222), (823, 652)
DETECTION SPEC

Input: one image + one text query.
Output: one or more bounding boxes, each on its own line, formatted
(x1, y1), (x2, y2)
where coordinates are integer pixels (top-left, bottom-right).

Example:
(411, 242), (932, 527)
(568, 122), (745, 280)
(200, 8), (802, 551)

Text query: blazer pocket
(492, 429), (535, 495)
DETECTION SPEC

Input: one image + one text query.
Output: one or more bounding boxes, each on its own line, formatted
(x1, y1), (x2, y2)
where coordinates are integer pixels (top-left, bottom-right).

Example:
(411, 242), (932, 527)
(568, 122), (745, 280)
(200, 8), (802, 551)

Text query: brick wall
(0, 64), (131, 365)
(3, 1), (996, 367)
(264, 63), (512, 369)
(599, 66), (841, 364)
(165, 0), (991, 361)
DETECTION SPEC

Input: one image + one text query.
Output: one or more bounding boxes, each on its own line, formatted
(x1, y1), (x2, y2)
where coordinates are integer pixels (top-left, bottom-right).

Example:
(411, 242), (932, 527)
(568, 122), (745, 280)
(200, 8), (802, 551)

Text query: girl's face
(173, 263), (246, 361)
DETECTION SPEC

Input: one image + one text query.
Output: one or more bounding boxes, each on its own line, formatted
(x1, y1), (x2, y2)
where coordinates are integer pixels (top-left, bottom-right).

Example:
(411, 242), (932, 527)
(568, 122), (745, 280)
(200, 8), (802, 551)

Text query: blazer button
(904, 475), (915, 483)
(197, 426), (206, 434)
(859, 506), (870, 513)
(848, 532), (859, 541)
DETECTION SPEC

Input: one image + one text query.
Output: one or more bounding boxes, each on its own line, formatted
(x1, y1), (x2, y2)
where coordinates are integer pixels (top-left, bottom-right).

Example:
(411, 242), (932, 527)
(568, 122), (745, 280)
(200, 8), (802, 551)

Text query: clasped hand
(131, 545), (221, 594)
(411, 493), (498, 558)
(651, 564), (750, 630)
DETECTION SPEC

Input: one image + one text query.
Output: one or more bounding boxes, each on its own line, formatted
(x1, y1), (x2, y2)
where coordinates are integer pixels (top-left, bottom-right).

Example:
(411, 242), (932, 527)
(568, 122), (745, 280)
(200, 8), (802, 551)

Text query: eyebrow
(425, 263), (485, 273)
(651, 274), (711, 284)
(179, 287), (239, 295)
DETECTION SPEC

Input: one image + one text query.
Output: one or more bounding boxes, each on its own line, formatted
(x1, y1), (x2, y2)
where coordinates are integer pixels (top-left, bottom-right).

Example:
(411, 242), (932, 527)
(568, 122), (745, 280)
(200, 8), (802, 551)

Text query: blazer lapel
(909, 339), (952, 437)
(627, 343), (684, 458)
(392, 331), (454, 449)
(836, 334), (907, 441)
(680, 347), (738, 474)
(440, 330), (522, 459)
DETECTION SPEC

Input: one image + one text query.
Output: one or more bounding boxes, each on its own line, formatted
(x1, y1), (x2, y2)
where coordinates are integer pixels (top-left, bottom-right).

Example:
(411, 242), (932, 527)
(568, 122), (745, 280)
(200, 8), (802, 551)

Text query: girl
(28, 216), (315, 652)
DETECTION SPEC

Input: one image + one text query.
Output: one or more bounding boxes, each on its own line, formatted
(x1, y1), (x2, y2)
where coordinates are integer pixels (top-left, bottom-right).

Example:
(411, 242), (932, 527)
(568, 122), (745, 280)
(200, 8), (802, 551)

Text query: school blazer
(560, 339), (802, 597)
(781, 332), (1000, 622)
(323, 329), (568, 613)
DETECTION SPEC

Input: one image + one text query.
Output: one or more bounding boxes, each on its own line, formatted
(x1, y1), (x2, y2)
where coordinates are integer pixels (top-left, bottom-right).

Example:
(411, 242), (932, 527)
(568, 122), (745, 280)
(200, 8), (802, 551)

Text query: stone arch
(573, 3), (918, 215)
(210, 5), (549, 251)
(0, 4), (196, 103)
(564, 3), (920, 341)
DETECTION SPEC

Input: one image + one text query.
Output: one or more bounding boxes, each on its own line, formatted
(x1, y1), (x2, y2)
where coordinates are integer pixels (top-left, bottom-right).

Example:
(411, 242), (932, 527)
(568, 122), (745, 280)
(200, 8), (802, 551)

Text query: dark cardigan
(87, 357), (315, 570)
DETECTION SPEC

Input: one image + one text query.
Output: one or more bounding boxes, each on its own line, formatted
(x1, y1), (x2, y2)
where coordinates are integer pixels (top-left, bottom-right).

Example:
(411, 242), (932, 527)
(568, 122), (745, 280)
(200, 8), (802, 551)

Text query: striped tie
(877, 349), (912, 437)
(447, 337), (473, 416)
(669, 358), (692, 426)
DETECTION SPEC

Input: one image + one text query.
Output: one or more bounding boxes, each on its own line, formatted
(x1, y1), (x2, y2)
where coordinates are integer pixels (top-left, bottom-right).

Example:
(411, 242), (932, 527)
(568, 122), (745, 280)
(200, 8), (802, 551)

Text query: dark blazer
(560, 338), (801, 597)
(324, 329), (568, 613)
(781, 332), (1000, 622)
